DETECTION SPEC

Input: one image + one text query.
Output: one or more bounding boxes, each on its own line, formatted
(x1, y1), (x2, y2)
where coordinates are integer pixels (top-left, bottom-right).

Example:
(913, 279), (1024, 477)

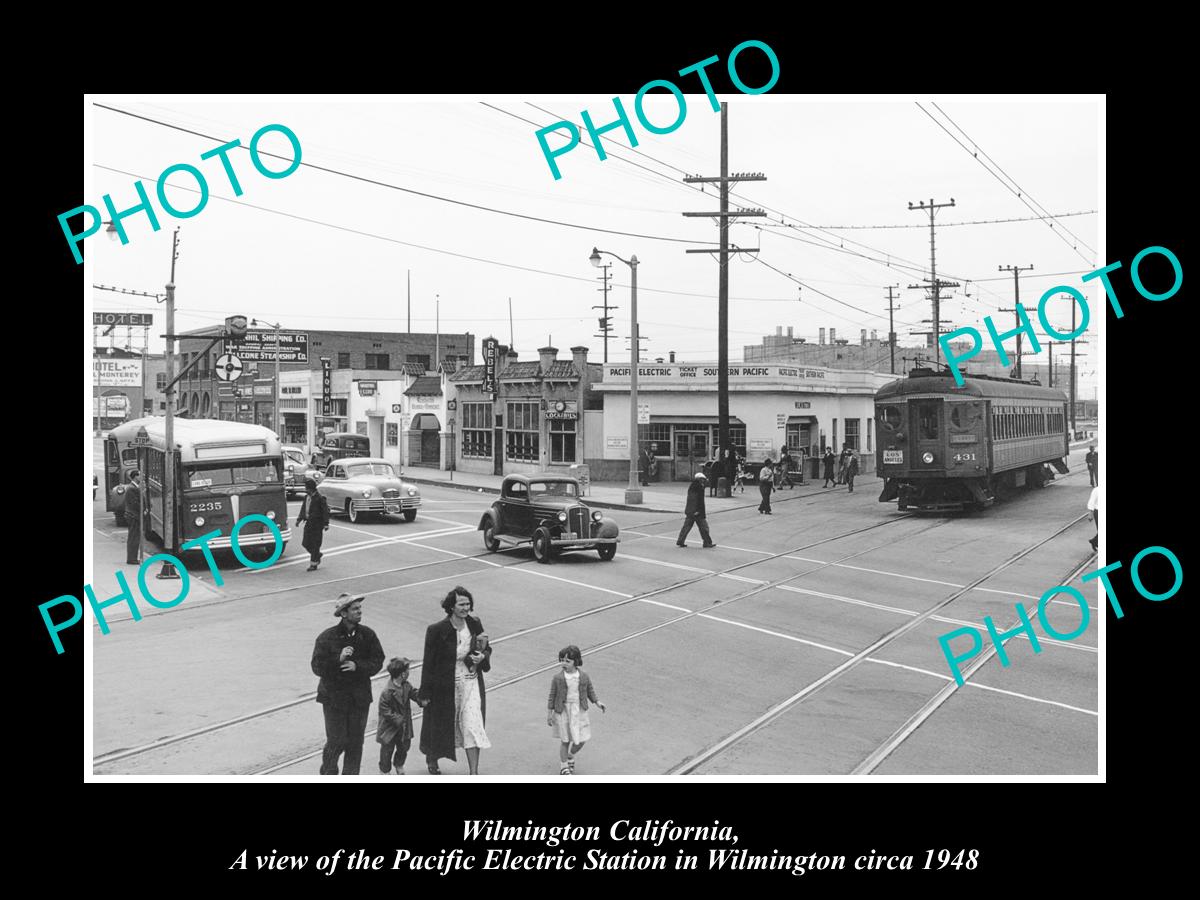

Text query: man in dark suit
(677, 472), (715, 548)
(638, 446), (650, 487)
(125, 471), (142, 565)
(1085, 445), (1098, 487)
(296, 478), (330, 572)
(311, 593), (385, 775)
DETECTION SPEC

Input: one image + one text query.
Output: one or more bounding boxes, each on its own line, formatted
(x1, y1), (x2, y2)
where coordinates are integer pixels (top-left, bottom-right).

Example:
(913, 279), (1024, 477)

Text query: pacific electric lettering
(938, 544), (1183, 684)
(58, 123), (302, 264)
(939, 245), (1182, 386)
(535, 40), (779, 180)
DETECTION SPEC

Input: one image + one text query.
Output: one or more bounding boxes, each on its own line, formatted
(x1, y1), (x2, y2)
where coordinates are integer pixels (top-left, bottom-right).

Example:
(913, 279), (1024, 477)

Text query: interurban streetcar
(875, 368), (1070, 511)
(116, 417), (291, 554)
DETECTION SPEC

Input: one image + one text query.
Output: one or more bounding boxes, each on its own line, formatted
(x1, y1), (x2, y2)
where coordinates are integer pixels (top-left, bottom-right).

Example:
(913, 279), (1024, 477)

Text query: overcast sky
(87, 95), (1100, 393)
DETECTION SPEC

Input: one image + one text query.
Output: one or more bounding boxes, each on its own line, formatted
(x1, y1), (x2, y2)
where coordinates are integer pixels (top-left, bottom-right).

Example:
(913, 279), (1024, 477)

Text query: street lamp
(590, 247), (642, 505)
(251, 317), (282, 438)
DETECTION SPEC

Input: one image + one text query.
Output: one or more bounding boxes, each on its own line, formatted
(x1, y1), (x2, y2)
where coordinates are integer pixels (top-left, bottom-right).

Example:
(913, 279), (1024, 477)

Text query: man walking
(758, 460), (774, 514)
(311, 593), (385, 775)
(125, 471), (142, 566)
(677, 472), (715, 548)
(296, 478), (330, 572)
(822, 448), (836, 488)
(844, 451), (860, 492)
(1085, 444), (1098, 487)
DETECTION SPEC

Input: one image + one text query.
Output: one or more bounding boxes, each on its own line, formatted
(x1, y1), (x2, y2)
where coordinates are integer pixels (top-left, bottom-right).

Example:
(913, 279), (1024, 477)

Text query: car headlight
(361, 488), (372, 498)
(407, 488), (417, 496)
(287, 465), (295, 473)
(592, 510), (603, 522)
(922, 451), (934, 464)
(557, 511), (567, 522)
(194, 516), (205, 526)
(266, 510), (276, 519)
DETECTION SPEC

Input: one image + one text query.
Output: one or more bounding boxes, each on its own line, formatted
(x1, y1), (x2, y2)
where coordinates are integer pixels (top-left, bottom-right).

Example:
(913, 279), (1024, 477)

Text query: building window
(505, 401), (539, 462)
(638, 423), (672, 457)
(462, 402), (493, 459)
(786, 422), (811, 455)
(337, 352), (351, 369)
(386, 422), (398, 446)
(355, 421), (368, 436)
(845, 418), (860, 451)
(156, 372), (166, 391)
(406, 354), (431, 370)
(365, 353), (390, 370)
(550, 418), (576, 463)
(867, 418), (873, 452)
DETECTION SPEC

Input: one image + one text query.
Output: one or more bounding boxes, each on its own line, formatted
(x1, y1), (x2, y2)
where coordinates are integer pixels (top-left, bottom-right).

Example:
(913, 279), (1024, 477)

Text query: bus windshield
(185, 460), (281, 489)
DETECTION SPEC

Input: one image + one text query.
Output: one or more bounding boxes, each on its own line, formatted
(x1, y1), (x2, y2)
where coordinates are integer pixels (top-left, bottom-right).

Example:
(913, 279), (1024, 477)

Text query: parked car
(317, 457), (421, 523)
(477, 474), (619, 564)
(310, 432), (372, 470)
(282, 445), (322, 498)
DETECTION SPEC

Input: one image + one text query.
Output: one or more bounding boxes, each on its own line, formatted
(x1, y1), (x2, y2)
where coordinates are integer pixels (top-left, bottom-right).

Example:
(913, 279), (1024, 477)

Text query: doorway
(674, 430), (708, 481)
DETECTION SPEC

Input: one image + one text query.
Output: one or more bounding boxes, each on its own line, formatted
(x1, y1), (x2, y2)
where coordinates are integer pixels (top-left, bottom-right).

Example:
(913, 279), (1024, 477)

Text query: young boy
(377, 657), (426, 775)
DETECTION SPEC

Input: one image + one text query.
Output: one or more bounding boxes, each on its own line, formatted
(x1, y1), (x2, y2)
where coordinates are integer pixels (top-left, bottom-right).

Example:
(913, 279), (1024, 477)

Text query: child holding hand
(547, 645), (605, 775)
(378, 657), (426, 775)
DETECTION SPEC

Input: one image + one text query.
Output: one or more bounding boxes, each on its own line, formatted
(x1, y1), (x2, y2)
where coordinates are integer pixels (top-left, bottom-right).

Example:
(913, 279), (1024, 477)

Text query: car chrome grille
(570, 508), (588, 535)
(382, 489), (400, 499)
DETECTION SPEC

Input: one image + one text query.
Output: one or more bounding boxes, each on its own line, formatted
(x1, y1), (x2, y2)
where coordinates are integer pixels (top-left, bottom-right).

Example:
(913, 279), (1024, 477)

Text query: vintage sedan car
(282, 445), (323, 498)
(317, 457), (421, 523)
(477, 475), (619, 563)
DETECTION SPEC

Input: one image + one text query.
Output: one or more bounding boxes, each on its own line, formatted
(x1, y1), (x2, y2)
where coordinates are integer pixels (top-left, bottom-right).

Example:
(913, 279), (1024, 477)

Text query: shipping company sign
(93, 312), (153, 327)
(482, 337), (499, 396)
(94, 358), (142, 387)
(225, 330), (310, 363)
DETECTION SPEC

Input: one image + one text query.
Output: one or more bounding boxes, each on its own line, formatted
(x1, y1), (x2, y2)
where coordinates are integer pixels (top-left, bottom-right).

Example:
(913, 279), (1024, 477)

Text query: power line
(93, 103), (718, 248)
(756, 210), (1097, 230)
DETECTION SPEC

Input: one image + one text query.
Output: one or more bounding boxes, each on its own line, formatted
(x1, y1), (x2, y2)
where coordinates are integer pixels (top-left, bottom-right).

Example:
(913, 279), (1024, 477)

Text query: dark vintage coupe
(477, 475), (620, 563)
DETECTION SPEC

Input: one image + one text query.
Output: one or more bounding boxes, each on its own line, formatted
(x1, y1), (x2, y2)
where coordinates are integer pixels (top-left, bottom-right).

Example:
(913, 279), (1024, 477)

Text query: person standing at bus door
(845, 452), (860, 493)
(1085, 444), (1098, 487)
(311, 593), (385, 776)
(823, 448), (837, 488)
(125, 471), (142, 566)
(297, 478), (330, 572)
(677, 472), (715, 548)
(1087, 485), (1099, 550)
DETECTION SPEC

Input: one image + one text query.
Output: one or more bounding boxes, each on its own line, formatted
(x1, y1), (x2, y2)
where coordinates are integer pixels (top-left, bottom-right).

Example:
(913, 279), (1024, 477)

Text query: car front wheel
(482, 517), (500, 552)
(598, 544), (616, 561)
(348, 500), (362, 523)
(533, 527), (554, 564)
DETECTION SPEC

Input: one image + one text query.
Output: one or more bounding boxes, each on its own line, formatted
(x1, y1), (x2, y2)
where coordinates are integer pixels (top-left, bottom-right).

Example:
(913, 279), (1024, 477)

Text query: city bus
(103, 416), (158, 525)
(128, 418), (290, 556)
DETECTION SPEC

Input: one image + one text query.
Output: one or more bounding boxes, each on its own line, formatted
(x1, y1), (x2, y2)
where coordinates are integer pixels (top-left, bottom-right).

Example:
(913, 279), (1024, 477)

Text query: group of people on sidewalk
(822, 446), (860, 491)
(311, 587), (606, 777)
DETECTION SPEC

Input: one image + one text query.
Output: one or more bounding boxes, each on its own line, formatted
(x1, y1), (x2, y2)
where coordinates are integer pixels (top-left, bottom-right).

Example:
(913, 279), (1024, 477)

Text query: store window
(462, 402), (493, 459)
(386, 422), (398, 447)
(845, 418), (860, 451)
(550, 418), (576, 463)
(505, 401), (539, 462)
(337, 352), (351, 369)
(638, 423), (672, 457)
(727, 426), (747, 459)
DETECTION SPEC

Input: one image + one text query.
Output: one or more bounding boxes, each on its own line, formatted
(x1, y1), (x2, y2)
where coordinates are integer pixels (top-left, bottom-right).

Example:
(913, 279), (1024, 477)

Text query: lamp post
(251, 318), (282, 437)
(590, 247), (641, 505)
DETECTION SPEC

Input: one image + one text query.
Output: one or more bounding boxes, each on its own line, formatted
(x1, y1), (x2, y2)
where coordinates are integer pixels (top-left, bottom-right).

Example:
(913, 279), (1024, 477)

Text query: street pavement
(89, 443), (1099, 777)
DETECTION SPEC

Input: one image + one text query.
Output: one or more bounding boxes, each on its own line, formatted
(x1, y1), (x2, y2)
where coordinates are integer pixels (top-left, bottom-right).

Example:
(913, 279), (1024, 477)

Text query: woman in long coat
(418, 586), (492, 775)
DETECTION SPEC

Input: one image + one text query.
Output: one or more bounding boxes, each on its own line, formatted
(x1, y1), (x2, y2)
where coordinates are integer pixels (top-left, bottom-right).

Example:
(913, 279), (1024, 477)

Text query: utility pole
(407, 269), (411, 333)
(162, 227), (181, 576)
(508, 297), (514, 349)
(435, 293), (440, 371)
(884, 284), (900, 374)
(683, 102), (766, 494)
(999, 264), (1034, 378)
(592, 262), (617, 363)
(907, 198), (956, 364)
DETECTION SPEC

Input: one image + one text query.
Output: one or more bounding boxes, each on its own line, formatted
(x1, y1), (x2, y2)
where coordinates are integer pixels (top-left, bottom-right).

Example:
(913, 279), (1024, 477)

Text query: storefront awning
(786, 415), (816, 424)
(648, 415), (746, 426)
(411, 413), (441, 430)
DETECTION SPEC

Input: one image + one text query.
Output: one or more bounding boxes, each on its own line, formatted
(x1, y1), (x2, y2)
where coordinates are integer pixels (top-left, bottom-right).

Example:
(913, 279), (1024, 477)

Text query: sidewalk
(402, 467), (882, 514)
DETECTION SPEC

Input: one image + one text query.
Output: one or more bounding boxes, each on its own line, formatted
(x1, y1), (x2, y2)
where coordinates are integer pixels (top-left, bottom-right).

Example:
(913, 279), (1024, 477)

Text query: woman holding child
(418, 586), (492, 775)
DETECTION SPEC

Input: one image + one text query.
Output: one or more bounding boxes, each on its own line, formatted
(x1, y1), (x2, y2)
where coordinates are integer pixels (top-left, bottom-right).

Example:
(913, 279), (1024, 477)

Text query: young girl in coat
(546, 645), (605, 775)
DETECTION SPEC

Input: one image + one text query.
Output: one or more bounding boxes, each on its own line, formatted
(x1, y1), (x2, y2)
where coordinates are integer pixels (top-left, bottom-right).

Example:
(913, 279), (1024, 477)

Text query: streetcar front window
(879, 406), (902, 431)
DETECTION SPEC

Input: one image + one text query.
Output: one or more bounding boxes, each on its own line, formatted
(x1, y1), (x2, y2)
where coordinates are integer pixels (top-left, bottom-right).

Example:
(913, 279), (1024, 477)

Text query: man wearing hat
(296, 477), (330, 572)
(677, 471), (716, 549)
(310, 593), (385, 775)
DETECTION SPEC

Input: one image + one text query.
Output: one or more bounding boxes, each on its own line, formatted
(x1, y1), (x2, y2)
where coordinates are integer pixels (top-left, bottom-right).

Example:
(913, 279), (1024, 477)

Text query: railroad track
(93, 510), (933, 771)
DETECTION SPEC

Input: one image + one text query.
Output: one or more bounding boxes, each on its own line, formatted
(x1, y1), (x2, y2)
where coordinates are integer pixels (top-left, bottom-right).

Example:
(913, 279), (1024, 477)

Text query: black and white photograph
(78, 88), (1112, 781)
